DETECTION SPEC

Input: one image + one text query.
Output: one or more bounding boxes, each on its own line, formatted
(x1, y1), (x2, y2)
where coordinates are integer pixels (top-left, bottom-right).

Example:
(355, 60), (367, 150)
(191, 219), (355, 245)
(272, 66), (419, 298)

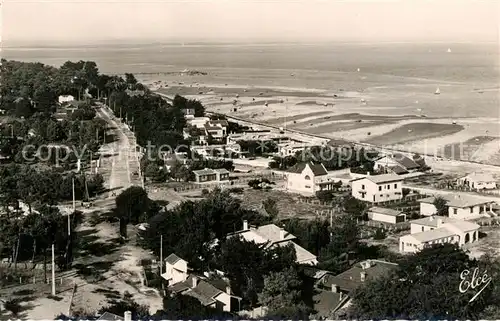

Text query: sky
(2, 0), (499, 45)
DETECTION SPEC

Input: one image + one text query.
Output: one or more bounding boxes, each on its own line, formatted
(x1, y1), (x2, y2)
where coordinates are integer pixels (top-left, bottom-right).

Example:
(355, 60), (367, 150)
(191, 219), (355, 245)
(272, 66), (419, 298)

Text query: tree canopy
(348, 244), (500, 319)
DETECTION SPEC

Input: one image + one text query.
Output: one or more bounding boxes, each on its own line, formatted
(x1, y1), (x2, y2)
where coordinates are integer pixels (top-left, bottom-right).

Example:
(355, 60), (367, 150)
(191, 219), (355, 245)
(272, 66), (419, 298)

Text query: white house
(162, 254), (241, 312)
(418, 194), (497, 219)
(278, 142), (317, 157)
(399, 216), (480, 253)
(58, 95), (75, 104)
(187, 117), (210, 129)
(457, 172), (497, 191)
(351, 173), (403, 203)
(374, 153), (420, 174)
(285, 162), (342, 196)
(229, 221), (318, 265)
(204, 124), (226, 140)
(161, 253), (189, 285)
(192, 168), (230, 184)
(367, 207), (406, 224)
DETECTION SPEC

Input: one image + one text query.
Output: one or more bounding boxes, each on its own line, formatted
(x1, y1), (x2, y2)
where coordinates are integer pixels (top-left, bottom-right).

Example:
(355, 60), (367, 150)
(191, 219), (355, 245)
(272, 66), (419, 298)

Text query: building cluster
(159, 220), (398, 317)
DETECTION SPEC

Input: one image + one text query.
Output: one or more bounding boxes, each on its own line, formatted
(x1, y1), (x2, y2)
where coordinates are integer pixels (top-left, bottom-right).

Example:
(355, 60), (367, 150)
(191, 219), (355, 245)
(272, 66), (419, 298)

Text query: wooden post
(160, 235), (163, 275)
(51, 244), (56, 295)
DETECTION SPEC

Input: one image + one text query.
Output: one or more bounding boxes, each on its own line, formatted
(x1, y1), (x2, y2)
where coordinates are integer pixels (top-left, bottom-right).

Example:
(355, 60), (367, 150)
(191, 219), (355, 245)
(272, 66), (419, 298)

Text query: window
(453, 208), (458, 215)
(361, 184), (365, 190)
(387, 185), (390, 190)
(422, 226), (424, 232)
(305, 175), (311, 180)
(470, 207), (474, 214)
(394, 184), (398, 188)
(379, 186), (382, 191)
(305, 185), (311, 188)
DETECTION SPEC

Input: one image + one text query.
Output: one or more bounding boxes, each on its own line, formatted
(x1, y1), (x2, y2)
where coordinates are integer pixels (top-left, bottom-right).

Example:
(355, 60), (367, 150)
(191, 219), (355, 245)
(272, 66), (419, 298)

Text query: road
(96, 105), (141, 199)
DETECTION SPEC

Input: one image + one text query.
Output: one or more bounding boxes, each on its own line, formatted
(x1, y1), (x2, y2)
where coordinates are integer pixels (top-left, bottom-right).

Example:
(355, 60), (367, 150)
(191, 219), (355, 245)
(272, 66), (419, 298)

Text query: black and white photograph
(0, 0), (499, 319)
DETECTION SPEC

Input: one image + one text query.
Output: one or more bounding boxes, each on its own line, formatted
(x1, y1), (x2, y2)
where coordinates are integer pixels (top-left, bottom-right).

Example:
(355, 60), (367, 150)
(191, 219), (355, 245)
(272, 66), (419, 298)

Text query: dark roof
(302, 266), (332, 280)
(327, 139), (354, 147)
(287, 162), (327, 176)
(97, 312), (124, 321)
(392, 153), (420, 170)
(389, 165), (408, 175)
(165, 253), (183, 265)
(318, 260), (398, 293)
(212, 120), (229, 126)
(313, 290), (348, 318)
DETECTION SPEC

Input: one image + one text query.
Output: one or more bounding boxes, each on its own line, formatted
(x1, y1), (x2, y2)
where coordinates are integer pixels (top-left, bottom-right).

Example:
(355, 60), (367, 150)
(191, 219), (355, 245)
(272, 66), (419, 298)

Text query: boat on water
(447, 48), (451, 53)
(357, 68), (360, 72)
(434, 87), (441, 95)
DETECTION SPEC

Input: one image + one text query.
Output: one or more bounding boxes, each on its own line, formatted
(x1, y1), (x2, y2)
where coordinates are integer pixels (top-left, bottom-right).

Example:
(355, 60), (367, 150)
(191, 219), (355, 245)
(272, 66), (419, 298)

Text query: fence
(360, 220), (410, 232)
(172, 174), (282, 192)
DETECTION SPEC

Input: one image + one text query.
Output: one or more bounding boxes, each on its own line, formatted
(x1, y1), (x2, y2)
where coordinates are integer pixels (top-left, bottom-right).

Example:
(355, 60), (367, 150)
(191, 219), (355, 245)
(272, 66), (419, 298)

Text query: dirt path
(20, 105), (163, 319)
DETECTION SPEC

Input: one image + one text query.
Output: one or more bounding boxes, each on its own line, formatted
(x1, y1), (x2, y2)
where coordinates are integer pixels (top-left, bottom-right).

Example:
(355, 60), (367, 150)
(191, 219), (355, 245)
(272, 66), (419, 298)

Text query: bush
(201, 188), (210, 196)
(228, 187), (244, 194)
(373, 228), (387, 240)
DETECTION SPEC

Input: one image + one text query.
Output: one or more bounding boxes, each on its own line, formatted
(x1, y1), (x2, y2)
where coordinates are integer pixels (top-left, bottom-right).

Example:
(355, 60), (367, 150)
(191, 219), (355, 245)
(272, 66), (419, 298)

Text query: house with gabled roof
(161, 253), (241, 312)
(161, 253), (190, 285)
(418, 194), (497, 219)
(169, 274), (241, 312)
(228, 221), (318, 265)
(374, 153), (421, 174)
(285, 162), (342, 196)
(351, 173), (403, 203)
(314, 259), (398, 316)
(457, 172), (497, 191)
(399, 215), (480, 253)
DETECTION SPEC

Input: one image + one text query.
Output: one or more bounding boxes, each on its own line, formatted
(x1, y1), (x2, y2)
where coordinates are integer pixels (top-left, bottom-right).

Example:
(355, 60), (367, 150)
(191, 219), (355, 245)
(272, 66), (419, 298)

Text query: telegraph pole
(159, 235), (163, 274)
(72, 177), (76, 212)
(89, 151), (93, 175)
(51, 243), (56, 295)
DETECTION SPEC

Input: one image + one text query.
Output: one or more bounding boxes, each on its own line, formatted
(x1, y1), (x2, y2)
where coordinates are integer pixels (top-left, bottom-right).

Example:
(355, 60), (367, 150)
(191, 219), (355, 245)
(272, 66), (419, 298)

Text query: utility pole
(89, 151), (93, 175)
(120, 106), (122, 120)
(72, 177), (76, 212)
(51, 243), (56, 295)
(96, 128), (99, 141)
(160, 235), (163, 274)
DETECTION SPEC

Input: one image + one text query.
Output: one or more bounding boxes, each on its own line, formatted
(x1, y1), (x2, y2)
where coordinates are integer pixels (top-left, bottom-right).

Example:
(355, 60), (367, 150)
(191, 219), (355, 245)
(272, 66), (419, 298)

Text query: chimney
(436, 218), (443, 226)
(331, 284), (338, 293)
(339, 292), (343, 300)
(243, 220), (248, 230)
(192, 276), (198, 288)
(226, 285), (231, 295)
(366, 172), (370, 176)
(279, 228), (286, 240)
(124, 311), (132, 321)
(429, 216), (434, 221)
(360, 271), (367, 282)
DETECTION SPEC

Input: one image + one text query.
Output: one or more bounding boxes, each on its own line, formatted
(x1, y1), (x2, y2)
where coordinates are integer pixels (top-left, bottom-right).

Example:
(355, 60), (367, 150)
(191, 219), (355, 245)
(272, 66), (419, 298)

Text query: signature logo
(459, 267), (492, 302)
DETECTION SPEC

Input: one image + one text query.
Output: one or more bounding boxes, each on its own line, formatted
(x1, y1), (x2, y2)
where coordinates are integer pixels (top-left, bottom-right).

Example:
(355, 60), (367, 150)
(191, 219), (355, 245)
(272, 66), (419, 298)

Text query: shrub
(373, 228), (387, 240)
(228, 187), (244, 194)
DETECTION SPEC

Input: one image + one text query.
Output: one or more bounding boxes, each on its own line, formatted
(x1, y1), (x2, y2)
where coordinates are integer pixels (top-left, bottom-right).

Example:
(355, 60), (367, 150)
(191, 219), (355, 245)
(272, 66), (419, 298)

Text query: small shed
(368, 207), (406, 224)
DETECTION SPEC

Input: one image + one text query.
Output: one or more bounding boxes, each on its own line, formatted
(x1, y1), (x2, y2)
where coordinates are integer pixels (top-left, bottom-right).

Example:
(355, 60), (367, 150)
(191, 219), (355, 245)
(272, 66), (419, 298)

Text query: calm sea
(2, 42), (499, 117)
